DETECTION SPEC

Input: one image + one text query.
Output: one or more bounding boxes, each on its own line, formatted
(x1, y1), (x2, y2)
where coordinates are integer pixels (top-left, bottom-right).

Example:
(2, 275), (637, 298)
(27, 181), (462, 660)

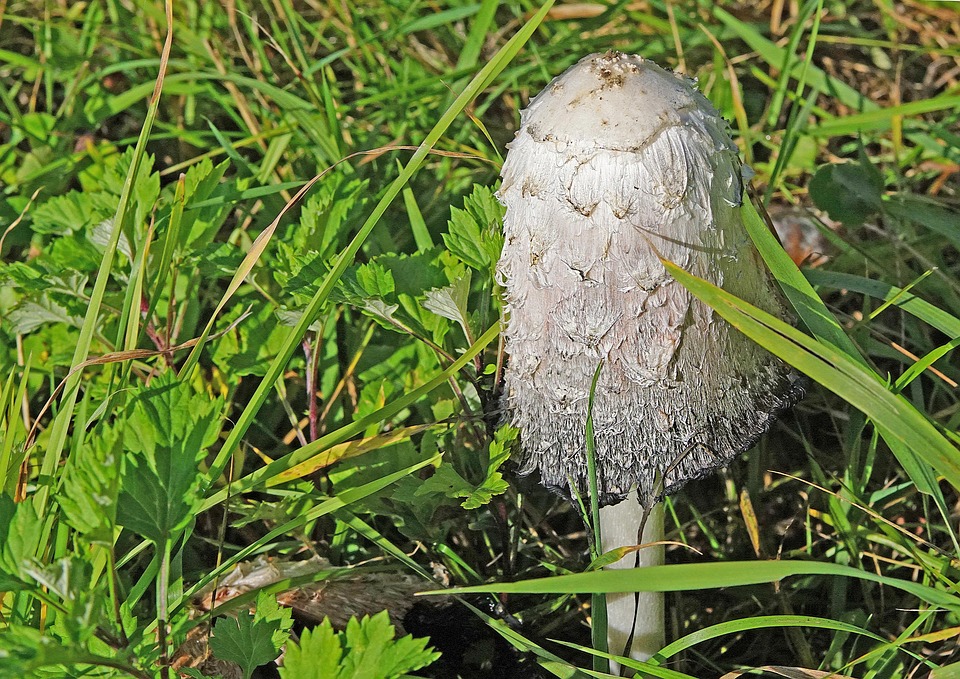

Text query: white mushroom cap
(521, 51), (730, 154)
(497, 52), (803, 506)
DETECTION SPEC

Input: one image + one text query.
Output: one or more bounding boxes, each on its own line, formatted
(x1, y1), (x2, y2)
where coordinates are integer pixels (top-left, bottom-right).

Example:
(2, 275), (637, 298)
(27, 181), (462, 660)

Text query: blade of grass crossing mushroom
(585, 361), (609, 669)
(661, 260), (960, 492)
(420, 559), (960, 613)
(601, 500), (665, 668)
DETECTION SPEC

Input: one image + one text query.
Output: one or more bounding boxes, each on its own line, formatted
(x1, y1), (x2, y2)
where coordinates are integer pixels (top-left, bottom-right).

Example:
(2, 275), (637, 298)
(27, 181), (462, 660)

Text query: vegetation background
(1, 0), (959, 677)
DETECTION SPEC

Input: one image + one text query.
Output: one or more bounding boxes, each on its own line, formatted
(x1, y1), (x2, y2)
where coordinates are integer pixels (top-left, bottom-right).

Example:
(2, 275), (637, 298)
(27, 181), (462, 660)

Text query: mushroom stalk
(600, 497), (664, 667)
(496, 51), (803, 664)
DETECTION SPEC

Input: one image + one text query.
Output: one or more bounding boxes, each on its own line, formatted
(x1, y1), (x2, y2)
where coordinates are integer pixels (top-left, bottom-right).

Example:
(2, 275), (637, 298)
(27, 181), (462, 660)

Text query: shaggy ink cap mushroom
(497, 52), (804, 508)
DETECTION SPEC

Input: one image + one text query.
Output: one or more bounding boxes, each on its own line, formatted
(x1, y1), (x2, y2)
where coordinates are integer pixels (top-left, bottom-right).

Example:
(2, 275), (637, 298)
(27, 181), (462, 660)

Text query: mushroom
(496, 52), (803, 665)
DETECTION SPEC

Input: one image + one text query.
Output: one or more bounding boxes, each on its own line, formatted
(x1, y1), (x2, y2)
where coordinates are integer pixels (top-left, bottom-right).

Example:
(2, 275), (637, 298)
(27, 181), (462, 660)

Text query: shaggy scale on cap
(497, 52), (804, 506)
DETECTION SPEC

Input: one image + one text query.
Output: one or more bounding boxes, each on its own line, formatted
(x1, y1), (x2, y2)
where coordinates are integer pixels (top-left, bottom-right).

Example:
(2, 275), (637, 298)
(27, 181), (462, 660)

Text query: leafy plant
(209, 592), (293, 679)
(0, 0), (958, 677)
(280, 611), (440, 679)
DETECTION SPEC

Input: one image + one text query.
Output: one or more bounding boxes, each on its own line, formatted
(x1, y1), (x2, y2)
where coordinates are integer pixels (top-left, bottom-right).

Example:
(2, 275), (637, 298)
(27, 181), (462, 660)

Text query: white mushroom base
(600, 496), (665, 671)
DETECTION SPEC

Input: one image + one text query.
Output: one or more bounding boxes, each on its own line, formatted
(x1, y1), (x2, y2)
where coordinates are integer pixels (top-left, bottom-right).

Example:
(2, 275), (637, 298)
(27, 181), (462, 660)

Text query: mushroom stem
(600, 496), (665, 670)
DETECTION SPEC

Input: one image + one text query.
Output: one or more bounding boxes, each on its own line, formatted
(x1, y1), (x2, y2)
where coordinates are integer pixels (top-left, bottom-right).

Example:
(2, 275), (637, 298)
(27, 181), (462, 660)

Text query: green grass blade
(808, 95), (960, 136)
(713, 6), (877, 113)
(424, 559), (960, 613)
(742, 198), (864, 362)
(656, 614), (885, 660)
(34, 0), (174, 515)
(805, 270), (960, 338)
(585, 361), (608, 667)
(661, 260), (960, 492)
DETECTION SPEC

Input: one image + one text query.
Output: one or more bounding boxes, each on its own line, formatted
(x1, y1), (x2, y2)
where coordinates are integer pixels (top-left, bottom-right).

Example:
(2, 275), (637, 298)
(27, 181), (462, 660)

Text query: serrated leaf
(415, 464), (474, 500)
(29, 190), (115, 236)
(58, 427), (122, 541)
(89, 218), (132, 260)
(338, 611), (440, 679)
(20, 556), (100, 645)
(214, 304), (292, 376)
(6, 297), (84, 334)
(210, 609), (282, 679)
(0, 624), (141, 677)
(414, 428), (514, 511)
(356, 261), (396, 299)
(361, 299), (402, 330)
(279, 620), (342, 679)
(423, 271), (472, 340)
(180, 158), (230, 248)
(442, 184), (505, 272)
(295, 173), (369, 257)
(116, 375), (222, 544)
(274, 247), (328, 304)
(459, 424), (517, 510)
(339, 611), (395, 677)
(459, 473), (509, 510)
(253, 590), (293, 650)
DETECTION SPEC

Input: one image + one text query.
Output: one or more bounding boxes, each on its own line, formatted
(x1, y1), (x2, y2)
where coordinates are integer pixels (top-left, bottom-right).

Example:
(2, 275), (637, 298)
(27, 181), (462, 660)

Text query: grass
(1, 0), (959, 677)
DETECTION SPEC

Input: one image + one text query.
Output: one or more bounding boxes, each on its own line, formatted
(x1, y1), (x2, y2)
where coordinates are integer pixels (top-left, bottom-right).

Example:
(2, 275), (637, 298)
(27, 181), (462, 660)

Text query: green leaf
(29, 191), (116, 236)
(117, 374), (223, 544)
(423, 271), (472, 340)
(442, 184), (504, 272)
(414, 426), (514, 511)
(280, 619), (343, 679)
(932, 662), (960, 679)
(253, 589), (294, 650)
(0, 624), (143, 678)
(179, 158), (230, 249)
(210, 609), (283, 679)
(415, 464), (474, 500)
(297, 173), (369, 254)
(356, 261), (396, 299)
(280, 611), (440, 679)
(0, 494), (42, 589)
(57, 426), (122, 542)
(6, 297), (84, 334)
(460, 424), (515, 510)
(809, 160), (883, 226)
(20, 556), (100, 645)
(212, 303), (289, 378)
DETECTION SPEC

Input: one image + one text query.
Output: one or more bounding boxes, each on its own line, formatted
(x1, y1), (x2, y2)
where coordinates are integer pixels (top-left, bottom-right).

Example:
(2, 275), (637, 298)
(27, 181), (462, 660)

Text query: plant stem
(600, 497), (664, 673)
